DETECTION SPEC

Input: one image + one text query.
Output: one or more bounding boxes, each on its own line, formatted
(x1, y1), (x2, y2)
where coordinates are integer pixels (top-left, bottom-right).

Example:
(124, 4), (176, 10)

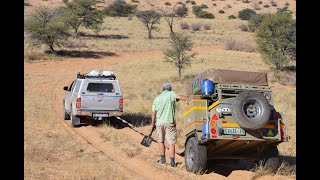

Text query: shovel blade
(140, 136), (152, 147)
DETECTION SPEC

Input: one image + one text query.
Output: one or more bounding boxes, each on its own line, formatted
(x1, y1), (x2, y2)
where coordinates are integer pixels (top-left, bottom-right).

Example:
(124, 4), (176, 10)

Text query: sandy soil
(25, 47), (294, 180)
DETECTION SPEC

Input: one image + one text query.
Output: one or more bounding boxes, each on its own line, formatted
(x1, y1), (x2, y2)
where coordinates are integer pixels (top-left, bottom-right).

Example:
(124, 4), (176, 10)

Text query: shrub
(285, 2), (290, 6)
(264, 4), (270, 8)
(62, 0), (68, 3)
(238, 24), (250, 31)
(104, 0), (137, 17)
(213, 3), (217, 6)
(178, 1), (183, 4)
(242, 0), (250, 3)
(255, 13), (296, 70)
(226, 4), (232, 8)
(258, 1), (262, 4)
(225, 40), (256, 52)
(132, 0), (140, 3)
(165, 2), (171, 6)
(238, 8), (256, 20)
(248, 13), (269, 32)
(191, 23), (201, 31)
(191, 1), (196, 5)
(271, 2), (277, 6)
(219, 10), (225, 13)
(277, 6), (289, 14)
(180, 22), (189, 29)
(228, 15), (237, 19)
(192, 6), (203, 16)
(186, 0), (190, 3)
(175, 6), (188, 17)
(197, 11), (215, 19)
(201, 4), (208, 8)
(203, 24), (212, 30)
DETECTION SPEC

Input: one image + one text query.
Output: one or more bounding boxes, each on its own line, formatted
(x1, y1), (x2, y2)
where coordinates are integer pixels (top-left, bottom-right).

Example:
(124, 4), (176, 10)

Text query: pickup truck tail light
(76, 98), (81, 109)
(119, 98), (123, 112)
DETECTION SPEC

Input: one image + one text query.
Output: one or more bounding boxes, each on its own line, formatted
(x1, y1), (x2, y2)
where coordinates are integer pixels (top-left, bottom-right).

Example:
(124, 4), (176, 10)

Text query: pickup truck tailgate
(81, 94), (121, 111)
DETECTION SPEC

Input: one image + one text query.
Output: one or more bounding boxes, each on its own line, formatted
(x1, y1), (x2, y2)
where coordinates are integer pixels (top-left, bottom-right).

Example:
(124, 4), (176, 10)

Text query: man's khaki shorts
(156, 123), (177, 144)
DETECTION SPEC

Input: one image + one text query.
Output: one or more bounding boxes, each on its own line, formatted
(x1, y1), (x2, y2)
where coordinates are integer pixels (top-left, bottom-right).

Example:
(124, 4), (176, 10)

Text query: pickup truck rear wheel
(185, 137), (207, 174)
(232, 90), (271, 131)
(71, 114), (81, 127)
(63, 106), (70, 120)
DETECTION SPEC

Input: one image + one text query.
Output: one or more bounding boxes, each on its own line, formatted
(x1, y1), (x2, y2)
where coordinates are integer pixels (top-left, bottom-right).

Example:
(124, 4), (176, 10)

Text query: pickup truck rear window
(86, 83), (114, 93)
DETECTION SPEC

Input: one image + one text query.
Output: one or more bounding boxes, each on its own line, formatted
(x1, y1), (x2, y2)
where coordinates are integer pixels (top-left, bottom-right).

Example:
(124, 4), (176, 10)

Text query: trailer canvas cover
(192, 69), (268, 95)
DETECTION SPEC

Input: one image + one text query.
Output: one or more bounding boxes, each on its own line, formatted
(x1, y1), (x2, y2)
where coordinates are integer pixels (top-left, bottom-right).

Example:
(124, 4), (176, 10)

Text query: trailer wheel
(232, 90), (271, 131)
(185, 137), (207, 174)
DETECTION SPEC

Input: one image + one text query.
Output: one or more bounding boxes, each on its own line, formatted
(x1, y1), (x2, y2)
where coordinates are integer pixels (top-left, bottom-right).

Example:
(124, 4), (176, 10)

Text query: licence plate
(223, 128), (246, 136)
(93, 113), (109, 117)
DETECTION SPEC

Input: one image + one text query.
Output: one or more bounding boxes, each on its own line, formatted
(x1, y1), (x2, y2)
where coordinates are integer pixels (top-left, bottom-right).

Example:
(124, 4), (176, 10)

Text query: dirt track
(25, 49), (293, 180)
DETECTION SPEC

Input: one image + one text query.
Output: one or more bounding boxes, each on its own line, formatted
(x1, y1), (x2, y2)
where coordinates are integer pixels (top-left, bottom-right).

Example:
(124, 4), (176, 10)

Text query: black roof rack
(77, 72), (116, 80)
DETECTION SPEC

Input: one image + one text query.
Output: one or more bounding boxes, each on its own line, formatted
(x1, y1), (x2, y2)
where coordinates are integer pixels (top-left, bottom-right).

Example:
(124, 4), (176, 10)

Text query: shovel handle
(149, 126), (155, 137)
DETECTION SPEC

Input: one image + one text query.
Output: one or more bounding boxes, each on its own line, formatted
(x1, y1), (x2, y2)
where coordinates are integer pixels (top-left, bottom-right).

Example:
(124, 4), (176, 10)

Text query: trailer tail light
(76, 98), (81, 109)
(211, 128), (217, 135)
(119, 98), (123, 112)
(280, 123), (286, 141)
(211, 114), (219, 120)
(210, 121), (216, 127)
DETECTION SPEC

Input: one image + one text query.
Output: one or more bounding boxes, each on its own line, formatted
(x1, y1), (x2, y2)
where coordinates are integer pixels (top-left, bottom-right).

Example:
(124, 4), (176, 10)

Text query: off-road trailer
(182, 69), (289, 174)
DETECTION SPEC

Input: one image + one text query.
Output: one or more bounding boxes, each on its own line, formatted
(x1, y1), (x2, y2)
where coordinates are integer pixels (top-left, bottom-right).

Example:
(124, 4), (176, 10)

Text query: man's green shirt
(152, 90), (177, 125)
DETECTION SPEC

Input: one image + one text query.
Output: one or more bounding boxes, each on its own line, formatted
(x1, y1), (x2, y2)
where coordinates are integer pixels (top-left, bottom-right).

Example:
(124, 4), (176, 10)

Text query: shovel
(140, 127), (155, 147)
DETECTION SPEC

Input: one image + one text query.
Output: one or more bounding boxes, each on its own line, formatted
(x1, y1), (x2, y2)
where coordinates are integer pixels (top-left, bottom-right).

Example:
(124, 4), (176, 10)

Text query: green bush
(255, 13), (296, 70)
(248, 13), (269, 32)
(277, 6), (289, 14)
(192, 6), (203, 16)
(104, 0), (137, 17)
(197, 11), (215, 19)
(228, 15), (237, 19)
(238, 8), (256, 20)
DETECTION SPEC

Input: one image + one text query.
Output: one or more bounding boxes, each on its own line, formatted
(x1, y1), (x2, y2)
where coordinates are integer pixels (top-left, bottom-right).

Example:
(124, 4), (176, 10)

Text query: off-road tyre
(232, 90), (271, 131)
(185, 137), (207, 174)
(63, 104), (70, 120)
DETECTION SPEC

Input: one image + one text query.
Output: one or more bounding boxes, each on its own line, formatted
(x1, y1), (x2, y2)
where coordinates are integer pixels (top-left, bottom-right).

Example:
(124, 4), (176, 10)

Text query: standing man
(151, 82), (188, 168)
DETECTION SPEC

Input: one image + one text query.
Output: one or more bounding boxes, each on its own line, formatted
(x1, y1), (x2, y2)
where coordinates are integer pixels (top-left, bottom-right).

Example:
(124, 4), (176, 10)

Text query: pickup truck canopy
(190, 68), (268, 95)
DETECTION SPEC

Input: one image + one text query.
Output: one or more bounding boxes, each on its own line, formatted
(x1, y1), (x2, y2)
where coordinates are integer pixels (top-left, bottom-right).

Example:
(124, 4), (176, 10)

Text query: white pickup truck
(63, 70), (123, 127)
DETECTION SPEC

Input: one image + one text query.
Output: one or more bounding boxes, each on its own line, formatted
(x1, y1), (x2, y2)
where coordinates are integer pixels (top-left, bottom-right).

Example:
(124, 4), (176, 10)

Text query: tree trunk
(178, 67), (181, 80)
(148, 29), (152, 39)
(48, 43), (55, 52)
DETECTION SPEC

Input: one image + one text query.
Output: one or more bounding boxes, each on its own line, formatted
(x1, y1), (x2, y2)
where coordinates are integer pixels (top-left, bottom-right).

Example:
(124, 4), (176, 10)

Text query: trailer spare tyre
(232, 90), (271, 131)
